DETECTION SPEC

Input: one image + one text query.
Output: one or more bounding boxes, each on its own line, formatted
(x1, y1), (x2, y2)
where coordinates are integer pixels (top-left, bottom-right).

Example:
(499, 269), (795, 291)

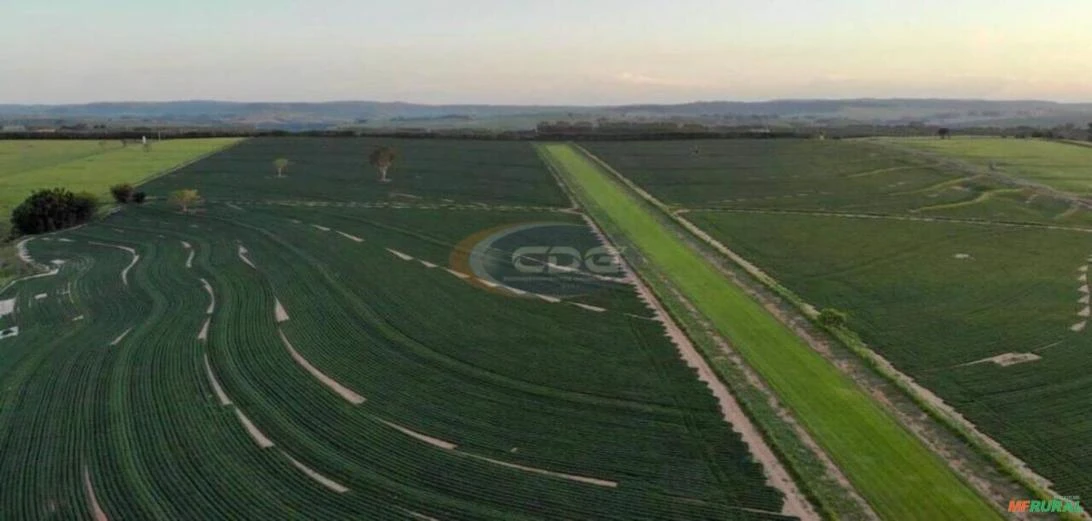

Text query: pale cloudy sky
(2, 0), (1090, 104)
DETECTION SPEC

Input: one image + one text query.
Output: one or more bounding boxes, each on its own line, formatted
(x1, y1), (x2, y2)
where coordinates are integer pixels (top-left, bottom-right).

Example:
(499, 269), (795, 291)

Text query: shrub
(817, 308), (849, 328)
(72, 191), (98, 219)
(11, 188), (99, 235)
(110, 183), (135, 203)
(132, 191), (147, 204)
(168, 189), (200, 212)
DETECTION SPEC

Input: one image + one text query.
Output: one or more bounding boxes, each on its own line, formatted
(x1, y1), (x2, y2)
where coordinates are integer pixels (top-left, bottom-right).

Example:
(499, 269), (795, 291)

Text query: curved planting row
(203, 205), (789, 516)
(0, 194), (796, 519)
(0, 234), (153, 519)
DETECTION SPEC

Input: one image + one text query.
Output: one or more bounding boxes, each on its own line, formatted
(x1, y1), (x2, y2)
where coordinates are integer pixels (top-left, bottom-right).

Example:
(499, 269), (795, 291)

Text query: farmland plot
(584, 139), (1092, 226)
(585, 138), (1092, 504)
(690, 211), (1092, 500)
(0, 138), (798, 520)
(147, 137), (570, 207)
(880, 136), (1092, 195)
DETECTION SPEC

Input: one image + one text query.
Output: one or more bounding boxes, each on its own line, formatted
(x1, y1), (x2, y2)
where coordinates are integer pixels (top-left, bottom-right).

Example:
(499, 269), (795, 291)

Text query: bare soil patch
(380, 420), (457, 450)
(235, 408), (274, 448)
(83, 467), (109, 521)
(203, 354), (232, 406)
(283, 452), (349, 493)
(965, 352), (1043, 367)
(279, 330), (365, 404)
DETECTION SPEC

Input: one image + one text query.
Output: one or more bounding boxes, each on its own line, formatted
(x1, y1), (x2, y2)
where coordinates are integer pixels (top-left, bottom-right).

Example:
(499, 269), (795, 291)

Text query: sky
(2, 0), (1091, 105)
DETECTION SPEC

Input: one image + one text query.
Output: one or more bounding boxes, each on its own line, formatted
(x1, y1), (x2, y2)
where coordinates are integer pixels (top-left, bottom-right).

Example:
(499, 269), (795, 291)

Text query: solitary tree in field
(168, 189), (200, 213)
(273, 158), (290, 178)
(369, 147), (397, 182)
(1087, 122), (1092, 142)
(938, 127), (951, 140)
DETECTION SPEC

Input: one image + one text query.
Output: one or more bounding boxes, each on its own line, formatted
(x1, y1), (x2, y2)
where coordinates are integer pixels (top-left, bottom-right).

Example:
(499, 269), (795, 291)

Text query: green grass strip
(538, 143), (1002, 521)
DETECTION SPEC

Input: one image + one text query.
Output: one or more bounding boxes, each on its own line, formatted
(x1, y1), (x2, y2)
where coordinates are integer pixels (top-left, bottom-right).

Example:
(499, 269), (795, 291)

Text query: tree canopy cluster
(11, 188), (98, 236)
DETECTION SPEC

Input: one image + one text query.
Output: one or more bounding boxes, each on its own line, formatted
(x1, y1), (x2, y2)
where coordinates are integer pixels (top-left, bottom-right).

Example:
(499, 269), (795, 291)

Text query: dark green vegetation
(149, 137), (569, 206)
(10, 186), (98, 235)
(110, 184), (145, 205)
(585, 139), (1092, 226)
(0, 138), (792, 520)
(541, 143), (1001, 521)
(11, 188), (98, 235)
(690, 213), (1092, 498)
(586, 138), (1092, 503)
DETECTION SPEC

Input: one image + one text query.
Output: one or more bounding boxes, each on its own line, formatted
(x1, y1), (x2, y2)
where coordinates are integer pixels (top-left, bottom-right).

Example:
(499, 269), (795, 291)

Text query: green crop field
(539, 143), (1001, 521)
(0, 138), (796, 520)
(688, 212), (1092, 499)
(585, 138), (1092, 506)
(584, 139), (1092, 227)
(0, 138), (241, 287)
(877, 136), (1092, 195)
(148, 137), (570, 207)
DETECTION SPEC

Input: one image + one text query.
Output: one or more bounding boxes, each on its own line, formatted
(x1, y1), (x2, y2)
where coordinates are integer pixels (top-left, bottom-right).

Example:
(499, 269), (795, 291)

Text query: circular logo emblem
(450, 221), (625, 298)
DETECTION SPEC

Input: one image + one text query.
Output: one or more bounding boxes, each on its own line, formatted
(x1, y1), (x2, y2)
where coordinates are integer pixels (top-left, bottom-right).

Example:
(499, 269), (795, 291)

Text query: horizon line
(3, 97), (1092, 108)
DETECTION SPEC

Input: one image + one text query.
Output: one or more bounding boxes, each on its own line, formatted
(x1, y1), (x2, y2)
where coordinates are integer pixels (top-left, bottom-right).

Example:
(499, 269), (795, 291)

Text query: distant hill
(2, 99), (1090, 130)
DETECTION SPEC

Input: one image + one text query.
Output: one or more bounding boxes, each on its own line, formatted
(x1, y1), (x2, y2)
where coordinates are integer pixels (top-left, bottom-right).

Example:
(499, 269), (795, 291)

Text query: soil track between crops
(235, 408), (274, 448)
(182, 241), (194, 268)
(204, 355), (232, 406)
(398, 507), (441, 520)
(83, 467), (109, 521)
(87, 242), (139, 286)
(228, 199), (569, 213)
(283, 452), (349, 493)
(379, 416), (618, 488)
(686, 207), (1092, 234)
(279, 330), (366, 404)
(200, 278), (215, 314)
(465, 453), (618, 488)
(381, 420), (458, 450)
(617, 241), (819, 519)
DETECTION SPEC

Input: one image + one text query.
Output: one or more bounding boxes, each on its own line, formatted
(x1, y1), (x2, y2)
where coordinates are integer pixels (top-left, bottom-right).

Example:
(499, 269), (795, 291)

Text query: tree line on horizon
(3, 119), (1091, 141)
